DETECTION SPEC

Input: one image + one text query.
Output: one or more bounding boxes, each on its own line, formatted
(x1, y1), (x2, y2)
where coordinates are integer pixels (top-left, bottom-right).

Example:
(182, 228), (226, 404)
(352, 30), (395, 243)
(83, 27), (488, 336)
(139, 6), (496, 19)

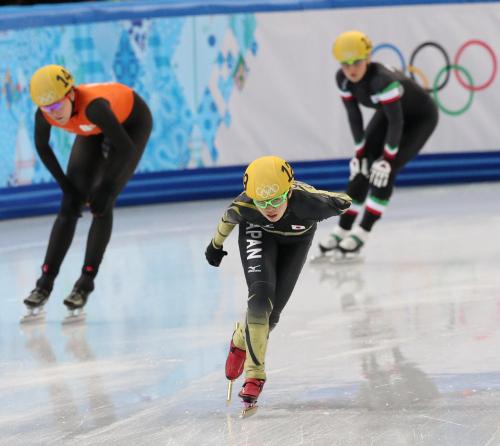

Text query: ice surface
(1, 183), (500, 445)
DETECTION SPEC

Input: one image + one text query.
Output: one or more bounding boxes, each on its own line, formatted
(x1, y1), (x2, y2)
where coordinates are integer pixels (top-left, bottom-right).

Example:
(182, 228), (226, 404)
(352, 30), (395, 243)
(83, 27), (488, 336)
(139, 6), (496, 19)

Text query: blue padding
(0, 0), (497, 31)
(2, 151), (500, 220)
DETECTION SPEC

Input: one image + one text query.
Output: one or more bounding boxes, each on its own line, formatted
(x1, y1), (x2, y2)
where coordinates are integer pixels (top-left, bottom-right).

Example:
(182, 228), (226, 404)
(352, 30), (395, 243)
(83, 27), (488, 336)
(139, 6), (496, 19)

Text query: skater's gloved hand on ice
(89, 182), (114, 216)
(349, 157), (369, 180)
(205, 240), (228, 267)
(370, 159), (391, 188)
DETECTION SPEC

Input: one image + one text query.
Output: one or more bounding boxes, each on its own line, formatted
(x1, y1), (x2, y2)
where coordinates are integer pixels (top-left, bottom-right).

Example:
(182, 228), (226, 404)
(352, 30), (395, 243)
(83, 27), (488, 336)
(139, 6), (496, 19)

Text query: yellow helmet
(29, 64), (74, 106)
(332, 30), (372, 64)
(243, 156), (294, 201)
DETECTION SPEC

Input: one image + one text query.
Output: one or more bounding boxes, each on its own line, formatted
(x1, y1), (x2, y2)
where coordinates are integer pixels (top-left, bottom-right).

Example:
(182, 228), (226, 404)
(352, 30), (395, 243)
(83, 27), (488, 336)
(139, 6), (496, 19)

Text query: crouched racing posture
(22, 64), (152, 322)
(319, 30), (438, 257)
(205, 155), (351, 415)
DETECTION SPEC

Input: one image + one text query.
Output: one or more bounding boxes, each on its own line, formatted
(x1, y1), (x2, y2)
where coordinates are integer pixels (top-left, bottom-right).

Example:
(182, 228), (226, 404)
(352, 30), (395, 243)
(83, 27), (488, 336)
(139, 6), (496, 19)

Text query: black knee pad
(247, 281), (274, 324)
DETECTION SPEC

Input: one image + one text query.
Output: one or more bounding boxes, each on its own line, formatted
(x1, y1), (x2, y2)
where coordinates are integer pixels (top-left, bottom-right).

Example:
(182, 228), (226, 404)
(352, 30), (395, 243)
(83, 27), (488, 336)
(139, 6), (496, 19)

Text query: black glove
(205, 240), (228, 267)
(331, 192), (352, 213)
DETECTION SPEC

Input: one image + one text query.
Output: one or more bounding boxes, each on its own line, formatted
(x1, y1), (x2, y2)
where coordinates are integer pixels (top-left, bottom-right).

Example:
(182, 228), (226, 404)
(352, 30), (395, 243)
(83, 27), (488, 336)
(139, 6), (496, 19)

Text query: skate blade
(62, 309), (86, 325)
(226, 380), (234, 405)
(310, 251), (335, 264)
(311, 250), (363, 265)
(20, 309), (46, 325)
(328, 253), (364, 265)
(240, 402), (258, 418)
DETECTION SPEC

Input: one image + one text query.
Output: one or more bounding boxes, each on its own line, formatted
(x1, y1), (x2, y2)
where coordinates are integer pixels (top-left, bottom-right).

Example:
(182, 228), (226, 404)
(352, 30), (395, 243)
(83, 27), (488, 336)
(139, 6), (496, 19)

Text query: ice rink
(1, 182), (500, 446)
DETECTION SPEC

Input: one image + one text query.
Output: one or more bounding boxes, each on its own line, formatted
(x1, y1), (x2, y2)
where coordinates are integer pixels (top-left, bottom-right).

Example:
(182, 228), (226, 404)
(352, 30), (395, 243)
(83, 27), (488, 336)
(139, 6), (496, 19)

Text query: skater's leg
(320, 111), (386, 252)
(31, 136), (101, 298)
(339, 174), (371, 230)
(232, 321), (246, 349)
(238, 223), (278, 381)
(362, 106), (438, 232)
(318, 175), (370, 252)
(342, 109), (387, 230)
(23, 199), (80, 313)
(270, 236), (313, 330)
(225, 322), (247, 380)
(73, 205), (114, 292)
(35, 194), (82, 293)
(237, 235), (312, 406)
(63, 204), (113, 310)
(341, 107), (438, 252)
(392, 105), (438, 171)
(70, 95), (152, 304)
(60, 207), (112, 312)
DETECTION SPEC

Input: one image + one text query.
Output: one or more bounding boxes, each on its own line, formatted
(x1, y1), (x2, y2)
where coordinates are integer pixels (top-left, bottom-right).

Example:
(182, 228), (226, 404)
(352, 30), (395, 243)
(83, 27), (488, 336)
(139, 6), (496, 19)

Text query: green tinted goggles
(340, 58), (366, 67)
(253, 190), (289, 209)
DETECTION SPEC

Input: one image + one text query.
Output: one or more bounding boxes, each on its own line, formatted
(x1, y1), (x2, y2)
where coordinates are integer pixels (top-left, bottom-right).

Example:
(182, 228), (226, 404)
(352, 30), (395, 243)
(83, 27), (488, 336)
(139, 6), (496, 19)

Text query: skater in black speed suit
(24, 64), (152, 313)
(319, 30), (438, 255)
(205, 155), (351, 405)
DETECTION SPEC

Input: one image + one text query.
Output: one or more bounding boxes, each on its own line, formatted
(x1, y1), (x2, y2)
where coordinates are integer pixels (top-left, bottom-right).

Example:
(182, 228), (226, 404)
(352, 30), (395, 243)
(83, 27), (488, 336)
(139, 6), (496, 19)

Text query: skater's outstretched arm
(292, 182), (352, 221)
(205, 198), (243, 266)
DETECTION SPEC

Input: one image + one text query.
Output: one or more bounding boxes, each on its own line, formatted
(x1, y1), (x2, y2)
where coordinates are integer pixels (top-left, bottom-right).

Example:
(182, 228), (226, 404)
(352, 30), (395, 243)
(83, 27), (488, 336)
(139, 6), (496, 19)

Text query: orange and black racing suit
(33, 83), (153, 294)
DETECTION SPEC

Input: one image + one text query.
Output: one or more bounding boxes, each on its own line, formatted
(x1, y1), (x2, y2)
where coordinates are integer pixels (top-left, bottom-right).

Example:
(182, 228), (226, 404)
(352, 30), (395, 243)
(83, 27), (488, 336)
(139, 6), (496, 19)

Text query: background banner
(0, 1), (499, 217)
(218, 3), (500, 163)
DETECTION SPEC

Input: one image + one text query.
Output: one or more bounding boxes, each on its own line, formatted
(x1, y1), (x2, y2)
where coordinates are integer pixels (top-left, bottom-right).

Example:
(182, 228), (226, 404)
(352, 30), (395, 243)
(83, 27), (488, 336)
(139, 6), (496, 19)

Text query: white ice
(1, 182), (500, 446)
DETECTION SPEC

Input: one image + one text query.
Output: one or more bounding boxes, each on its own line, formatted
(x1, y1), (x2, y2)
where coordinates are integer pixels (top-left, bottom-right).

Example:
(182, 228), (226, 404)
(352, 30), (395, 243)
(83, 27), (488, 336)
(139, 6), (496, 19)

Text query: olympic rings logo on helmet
(372, 39), (497, 116)
(256, 183), (280, 199)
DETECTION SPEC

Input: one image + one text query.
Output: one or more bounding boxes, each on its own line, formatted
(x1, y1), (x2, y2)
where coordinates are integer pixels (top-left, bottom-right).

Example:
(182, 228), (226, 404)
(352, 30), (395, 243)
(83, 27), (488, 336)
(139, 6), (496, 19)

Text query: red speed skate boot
(225, 322), (246, 380)
(225, 340), (246, 380)
(238, 378), (265, 417)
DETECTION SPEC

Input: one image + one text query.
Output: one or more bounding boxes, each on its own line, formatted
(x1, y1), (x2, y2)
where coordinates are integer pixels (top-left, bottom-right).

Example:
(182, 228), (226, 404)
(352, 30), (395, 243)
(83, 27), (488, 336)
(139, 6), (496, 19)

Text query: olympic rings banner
(1, 1), (500, 192)
(372, 39), (497, 117)
(217, 2), (500, 163)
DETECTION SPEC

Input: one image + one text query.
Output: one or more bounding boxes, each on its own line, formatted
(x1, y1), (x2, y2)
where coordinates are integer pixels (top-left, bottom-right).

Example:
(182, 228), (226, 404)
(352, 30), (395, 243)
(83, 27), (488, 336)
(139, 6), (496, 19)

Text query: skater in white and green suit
(320, 30), (439, 255)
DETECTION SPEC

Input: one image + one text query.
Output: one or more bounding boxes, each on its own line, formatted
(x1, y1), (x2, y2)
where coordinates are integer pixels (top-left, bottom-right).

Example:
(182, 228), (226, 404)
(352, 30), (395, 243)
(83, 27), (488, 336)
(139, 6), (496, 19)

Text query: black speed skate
(333, 240), (364, 264)
(312, 243), (362, 265)
(312, 229), (348, 263)
(20, 288), (50, 324)
(62, 288), (90, 324)
(336, 227), (368, 262)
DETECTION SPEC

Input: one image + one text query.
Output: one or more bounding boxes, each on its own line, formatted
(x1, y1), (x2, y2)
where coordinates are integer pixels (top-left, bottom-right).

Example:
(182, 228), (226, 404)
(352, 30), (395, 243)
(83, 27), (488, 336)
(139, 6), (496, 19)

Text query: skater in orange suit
(22, 64), (152, 320)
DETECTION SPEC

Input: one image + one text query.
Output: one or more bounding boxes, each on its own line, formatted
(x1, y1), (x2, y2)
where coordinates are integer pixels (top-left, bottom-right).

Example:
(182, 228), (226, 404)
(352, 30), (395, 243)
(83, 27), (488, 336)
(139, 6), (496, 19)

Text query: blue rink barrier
(2, 150), (500, 220)
(0, 0), (496, 30)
